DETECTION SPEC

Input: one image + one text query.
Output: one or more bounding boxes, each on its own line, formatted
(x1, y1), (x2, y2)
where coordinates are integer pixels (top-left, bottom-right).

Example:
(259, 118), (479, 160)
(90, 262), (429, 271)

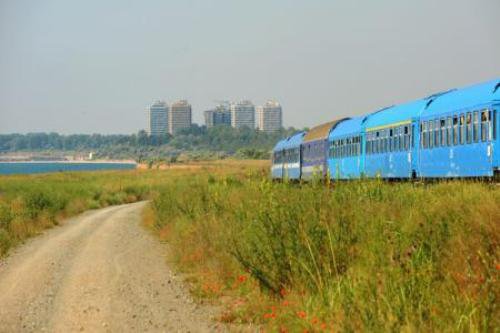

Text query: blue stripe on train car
(327, 117), (365, 179)
(418, 79), (500, 178)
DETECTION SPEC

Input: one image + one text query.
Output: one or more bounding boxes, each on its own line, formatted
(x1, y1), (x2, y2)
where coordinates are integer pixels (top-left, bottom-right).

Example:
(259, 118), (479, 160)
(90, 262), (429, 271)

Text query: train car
(363, 100), (430, 178)
(418, 79), (499, 178)
(327, 116), (364, 179)
(301, 120), (345, 180)
(271, 77), (500, 181)
(271, 138), (287, 180)
(282, 131), (306, 180)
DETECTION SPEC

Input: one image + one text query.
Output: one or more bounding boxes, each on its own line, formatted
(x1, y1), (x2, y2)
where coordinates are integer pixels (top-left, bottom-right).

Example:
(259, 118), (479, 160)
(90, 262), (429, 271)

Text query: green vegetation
(147, 168), (499, 332)
(0, 170), (157, 257)
(0, 126), (299, 160)
(1, 162), (498, 331)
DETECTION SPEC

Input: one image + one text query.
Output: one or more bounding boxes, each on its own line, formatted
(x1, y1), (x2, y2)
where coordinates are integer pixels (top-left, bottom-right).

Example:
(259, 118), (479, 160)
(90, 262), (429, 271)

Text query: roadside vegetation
(146, 165), (499, 332)
(1, 161), (498, 331)
(0, 170), (155, 257)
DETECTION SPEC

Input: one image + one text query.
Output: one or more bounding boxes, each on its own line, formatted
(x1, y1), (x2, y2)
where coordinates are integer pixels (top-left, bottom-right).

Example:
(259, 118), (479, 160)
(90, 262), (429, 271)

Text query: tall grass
(0, 170), (154, 256)
(149, 169), (499, 331)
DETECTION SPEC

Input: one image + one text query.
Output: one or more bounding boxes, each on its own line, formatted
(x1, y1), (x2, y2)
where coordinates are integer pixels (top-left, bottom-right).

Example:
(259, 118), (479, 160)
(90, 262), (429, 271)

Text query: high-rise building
(148, 100), (168, 136)
(204, 103), (232, 128)
(169, 100), (192, 135)
(257, 100), (282, 132)
(230, 100), (255, 129)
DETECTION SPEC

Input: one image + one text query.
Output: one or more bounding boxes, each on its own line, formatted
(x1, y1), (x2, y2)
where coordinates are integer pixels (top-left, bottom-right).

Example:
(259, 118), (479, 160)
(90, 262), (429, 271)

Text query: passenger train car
(271, 78), (500, 180)
(272, 132), (305, 180)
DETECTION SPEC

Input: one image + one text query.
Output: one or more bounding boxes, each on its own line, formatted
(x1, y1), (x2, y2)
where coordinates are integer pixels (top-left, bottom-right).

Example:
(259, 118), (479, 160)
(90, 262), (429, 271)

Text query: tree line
(0, 125), (301, 160)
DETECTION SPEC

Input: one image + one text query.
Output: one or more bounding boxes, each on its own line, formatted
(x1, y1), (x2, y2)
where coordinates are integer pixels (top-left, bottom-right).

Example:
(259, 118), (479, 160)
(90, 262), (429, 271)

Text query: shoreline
(0, 160), (137, 164)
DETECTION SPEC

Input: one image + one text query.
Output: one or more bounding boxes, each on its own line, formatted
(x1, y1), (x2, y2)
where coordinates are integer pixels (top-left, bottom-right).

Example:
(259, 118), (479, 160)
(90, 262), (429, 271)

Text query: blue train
(272, 79), (500, 180)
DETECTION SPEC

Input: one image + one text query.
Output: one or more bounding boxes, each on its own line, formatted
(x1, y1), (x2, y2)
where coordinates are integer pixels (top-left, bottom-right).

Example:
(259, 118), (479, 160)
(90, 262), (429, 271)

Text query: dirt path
(0, 202), (219, 333)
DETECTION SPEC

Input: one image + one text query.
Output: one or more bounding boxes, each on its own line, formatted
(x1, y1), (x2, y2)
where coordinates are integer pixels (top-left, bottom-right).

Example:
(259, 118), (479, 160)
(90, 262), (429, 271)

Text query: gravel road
(0, 202), (219, 333)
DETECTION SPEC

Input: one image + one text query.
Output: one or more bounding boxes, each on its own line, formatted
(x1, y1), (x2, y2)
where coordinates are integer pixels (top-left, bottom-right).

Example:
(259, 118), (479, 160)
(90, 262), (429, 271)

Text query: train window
(460, 114), (465, 145)
(384, 129), (389, 153)
(481, 110), (490, 141)
(422, 122), (427, 148)
(494, 110), (497, 140)
(403, 126), (410, 150)
(401, 126), (405, 151)
(382, 130), (387, 153)
(378, 131), (383, 153)
(393, 127), (399, 151)
(411, 125), (414, 148)
(473, 111), (479, 142)
(371, 134), (374, 155)
(453, 116), (458, 145)
(466, 112), (472, 144)
(420, 122), (423, 148)
(447, 117), (452, 146)
(440, 119), (446, 146)
(429, 121), (434, 148)
(387, 128), (394, 152)
(434, 119), (439, 147)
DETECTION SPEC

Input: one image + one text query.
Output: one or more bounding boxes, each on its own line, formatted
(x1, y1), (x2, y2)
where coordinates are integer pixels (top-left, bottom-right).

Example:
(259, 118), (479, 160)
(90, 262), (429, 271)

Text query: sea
(0, 162), (137, 175)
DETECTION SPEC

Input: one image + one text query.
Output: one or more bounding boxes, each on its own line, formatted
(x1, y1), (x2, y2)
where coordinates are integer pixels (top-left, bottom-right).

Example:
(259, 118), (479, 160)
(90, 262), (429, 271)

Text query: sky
(0, 0), (499, 134)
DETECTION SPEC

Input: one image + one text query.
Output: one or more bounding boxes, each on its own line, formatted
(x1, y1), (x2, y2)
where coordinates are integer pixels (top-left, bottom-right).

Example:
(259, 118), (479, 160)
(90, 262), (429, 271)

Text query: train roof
(282, 131), (306, 149)
(303, 119), (346, 143)
(272, 138), (288, 152)
(363, 99), (429, 131)
(329, 116), (365, 139)
(422, 78), (500, 116)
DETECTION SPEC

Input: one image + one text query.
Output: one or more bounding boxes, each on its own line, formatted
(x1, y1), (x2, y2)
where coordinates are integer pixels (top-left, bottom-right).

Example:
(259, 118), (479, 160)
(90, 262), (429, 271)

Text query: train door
(360, 131), (366, 177)
(492, 107), (499, 172)
(413, 120), (421, 178)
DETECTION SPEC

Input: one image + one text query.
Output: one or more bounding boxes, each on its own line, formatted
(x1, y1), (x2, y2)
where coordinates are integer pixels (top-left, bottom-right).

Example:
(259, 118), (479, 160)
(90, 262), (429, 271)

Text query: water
(0, 162), (137, 175)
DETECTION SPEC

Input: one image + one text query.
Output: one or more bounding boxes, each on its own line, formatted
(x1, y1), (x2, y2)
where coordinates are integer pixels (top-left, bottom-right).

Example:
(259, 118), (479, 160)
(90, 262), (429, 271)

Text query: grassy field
(0, 160), (265, 257)
(0, 170), (157, 256)
(1, 161), (498, 331)
(145, 164), (499, 332)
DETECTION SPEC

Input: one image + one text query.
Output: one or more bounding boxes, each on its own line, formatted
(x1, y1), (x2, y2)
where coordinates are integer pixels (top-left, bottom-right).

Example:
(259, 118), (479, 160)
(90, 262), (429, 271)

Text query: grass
(1, 161), (498, 331)
(146, 166), (499, 332)
(0, 170), (158, 256)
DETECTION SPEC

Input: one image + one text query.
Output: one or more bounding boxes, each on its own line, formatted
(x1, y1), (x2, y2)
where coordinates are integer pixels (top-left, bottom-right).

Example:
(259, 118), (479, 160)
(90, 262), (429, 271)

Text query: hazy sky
(1, 0), (499, 134)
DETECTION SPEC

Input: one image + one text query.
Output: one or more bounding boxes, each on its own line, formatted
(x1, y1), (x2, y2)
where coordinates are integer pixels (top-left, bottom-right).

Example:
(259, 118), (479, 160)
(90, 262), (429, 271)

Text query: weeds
(150, 169), (499, 331)
(0, 170), (156, 257)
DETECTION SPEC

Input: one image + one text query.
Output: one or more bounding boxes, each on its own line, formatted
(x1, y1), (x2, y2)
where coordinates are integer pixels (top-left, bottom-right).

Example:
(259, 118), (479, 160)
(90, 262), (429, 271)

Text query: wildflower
(311, 317), (319, 325)
(297, 311), (307, 319)
(237, 275), (247, 283)
(282, 300), (290, 307)
(320, 323), (327, 330)
(280, 288), (287, 297)
(263, 312), (276, 319)
(496, 263), (500, 270)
